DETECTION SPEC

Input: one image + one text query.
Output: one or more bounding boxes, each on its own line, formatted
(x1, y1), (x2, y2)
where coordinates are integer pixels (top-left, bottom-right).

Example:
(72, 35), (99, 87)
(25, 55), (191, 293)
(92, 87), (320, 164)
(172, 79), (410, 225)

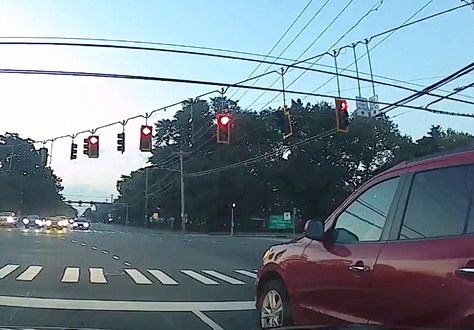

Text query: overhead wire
(228, 0), (315, 100)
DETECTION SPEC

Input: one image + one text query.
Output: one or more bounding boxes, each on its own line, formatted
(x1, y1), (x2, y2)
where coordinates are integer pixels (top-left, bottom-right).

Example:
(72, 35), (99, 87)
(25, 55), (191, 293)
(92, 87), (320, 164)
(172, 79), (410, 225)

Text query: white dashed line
(202, 270), (245, 285)
(89, 268), (107, 284)
(61, 267), (79, 283)
(16, 266), (43, 281)
(0, 265), (19, 279)
(124, 269), (152, 285)
(233, 270), (257, 279)
(180, 270), (219, 285)
(193, 310), (224, 330)
(147, 269), (179, 285)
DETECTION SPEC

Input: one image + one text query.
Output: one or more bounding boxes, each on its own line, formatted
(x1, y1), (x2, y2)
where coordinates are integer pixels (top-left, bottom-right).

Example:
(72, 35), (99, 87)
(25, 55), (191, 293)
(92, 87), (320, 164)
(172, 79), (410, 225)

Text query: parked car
(72, 217), (90, 230)
(256, 149), (474, 329)
(0, 212), (18, 228)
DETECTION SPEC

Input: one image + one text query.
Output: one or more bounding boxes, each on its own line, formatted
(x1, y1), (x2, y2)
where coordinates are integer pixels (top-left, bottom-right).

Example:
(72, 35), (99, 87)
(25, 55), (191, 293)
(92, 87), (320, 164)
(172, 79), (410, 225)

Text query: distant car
(43, 216), (68, 230)
(22, 214), (42, 229)
(72, 217), (90, 230)
(0, 212), (18, 228)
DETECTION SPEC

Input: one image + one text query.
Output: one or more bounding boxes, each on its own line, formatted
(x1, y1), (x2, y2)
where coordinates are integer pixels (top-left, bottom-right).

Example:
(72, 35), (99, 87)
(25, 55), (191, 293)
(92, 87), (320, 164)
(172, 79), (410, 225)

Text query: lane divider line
(202, 270), (245, 285)
(147, 269), (179, 285)
(80, 242), (87, 246)
(180, 270), (219, 285)
(112, 255), (120, 260)
(61, 267), (79, 283)
(91, 246), (98, 250)
(101, 250), (109, 255)
(16, 266), (43, 281)
(192, 310), (224, 330)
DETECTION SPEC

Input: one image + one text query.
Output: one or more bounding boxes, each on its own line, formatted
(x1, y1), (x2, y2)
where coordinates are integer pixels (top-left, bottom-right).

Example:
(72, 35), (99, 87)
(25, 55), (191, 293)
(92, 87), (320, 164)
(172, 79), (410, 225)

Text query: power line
(232, 0), (332, 101)
(184, 64), (474, 178)
(228, 0), (315, 100)
(308, 0), (435, 95)
(247, 0), (382, 110)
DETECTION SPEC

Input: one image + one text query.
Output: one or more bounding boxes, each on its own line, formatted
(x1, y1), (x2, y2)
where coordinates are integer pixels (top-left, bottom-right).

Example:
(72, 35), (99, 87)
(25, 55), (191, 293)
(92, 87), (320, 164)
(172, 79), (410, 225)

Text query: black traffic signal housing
(217, 114), (231, 144)
(83, 138), (89, 155)
(140, 125), (153, 152)
(84, 136), (99, 158)
(335, 98), (349, 133)
(117, 132), (125, 153)
(38, 147), (48, 166)
(276, 106), (293, 139)
(90, 201), (94, 207)
(70, 142), (78, 160)
(78, 200), (83, 206)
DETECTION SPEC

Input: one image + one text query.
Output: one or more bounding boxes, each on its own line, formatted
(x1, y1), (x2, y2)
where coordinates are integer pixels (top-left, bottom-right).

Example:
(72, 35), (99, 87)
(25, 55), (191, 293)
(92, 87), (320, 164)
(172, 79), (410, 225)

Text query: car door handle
(348, 265), (370, 272)
(457, 267), (474, 275)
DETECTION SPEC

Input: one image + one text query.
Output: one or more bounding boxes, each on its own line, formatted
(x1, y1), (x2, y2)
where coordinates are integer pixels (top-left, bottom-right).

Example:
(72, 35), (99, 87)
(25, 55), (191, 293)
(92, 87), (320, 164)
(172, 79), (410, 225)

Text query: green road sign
(269, 214), (293, 230)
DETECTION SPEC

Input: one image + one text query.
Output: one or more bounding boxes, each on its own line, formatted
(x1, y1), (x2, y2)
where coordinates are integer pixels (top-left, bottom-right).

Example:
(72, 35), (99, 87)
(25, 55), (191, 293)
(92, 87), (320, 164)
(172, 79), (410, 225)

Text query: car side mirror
(304, 219), (324, 241)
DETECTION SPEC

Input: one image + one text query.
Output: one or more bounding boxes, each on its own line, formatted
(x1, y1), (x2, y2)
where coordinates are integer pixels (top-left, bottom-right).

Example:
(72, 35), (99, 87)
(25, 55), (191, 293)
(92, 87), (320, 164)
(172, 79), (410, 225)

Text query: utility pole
(144, 167), (149, 227)
(172, 150), (189, 232)
(293, 207), (297, 235)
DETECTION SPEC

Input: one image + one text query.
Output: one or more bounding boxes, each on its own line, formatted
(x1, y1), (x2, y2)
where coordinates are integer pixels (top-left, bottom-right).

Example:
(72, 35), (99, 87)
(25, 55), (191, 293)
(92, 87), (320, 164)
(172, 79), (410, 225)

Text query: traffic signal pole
(144, 167), (149, 227)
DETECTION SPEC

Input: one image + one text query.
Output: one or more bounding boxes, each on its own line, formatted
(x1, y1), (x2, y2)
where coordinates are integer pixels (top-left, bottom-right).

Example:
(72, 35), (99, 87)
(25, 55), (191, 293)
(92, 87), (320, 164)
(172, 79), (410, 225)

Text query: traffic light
(117, 132), (125, 153)
(217, 114), (231, 144)
(70, 142), (78, 160)
(140, 125), (153, 152)
(38, 147), (48, 166)
(90, 201), (94, 207)
(276, 106), (292, 139)
(335, 98), (349, 133)
(84, 135), (99, 158)
(78, 200), (82, 206)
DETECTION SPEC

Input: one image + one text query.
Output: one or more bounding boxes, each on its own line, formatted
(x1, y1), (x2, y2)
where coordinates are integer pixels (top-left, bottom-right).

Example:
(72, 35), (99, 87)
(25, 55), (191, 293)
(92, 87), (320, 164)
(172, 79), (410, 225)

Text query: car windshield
(0, 1), (472, 329)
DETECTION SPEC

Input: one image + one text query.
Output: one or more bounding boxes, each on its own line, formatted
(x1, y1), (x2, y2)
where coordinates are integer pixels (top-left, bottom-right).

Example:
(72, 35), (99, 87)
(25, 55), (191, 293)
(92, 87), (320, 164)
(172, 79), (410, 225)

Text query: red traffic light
(219, 115), (230, 126)
(217, 114), (231, 144)
(140, 125), (153, 152)
(334, 98), (349, 133)
(86, 135), (99, 158)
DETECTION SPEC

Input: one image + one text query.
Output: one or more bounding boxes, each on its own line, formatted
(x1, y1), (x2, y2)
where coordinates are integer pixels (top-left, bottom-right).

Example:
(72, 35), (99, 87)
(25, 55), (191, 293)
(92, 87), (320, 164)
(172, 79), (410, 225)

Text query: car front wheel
(259, 280), (292, 329)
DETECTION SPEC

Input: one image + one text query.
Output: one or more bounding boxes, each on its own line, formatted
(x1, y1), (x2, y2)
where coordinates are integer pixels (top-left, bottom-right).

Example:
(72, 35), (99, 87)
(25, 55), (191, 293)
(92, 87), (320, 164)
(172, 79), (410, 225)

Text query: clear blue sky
(0, 0), (472, 203)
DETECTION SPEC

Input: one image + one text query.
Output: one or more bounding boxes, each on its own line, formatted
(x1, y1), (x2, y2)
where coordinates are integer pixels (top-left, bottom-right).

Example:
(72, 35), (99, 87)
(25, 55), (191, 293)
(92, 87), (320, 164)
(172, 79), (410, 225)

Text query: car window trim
(389, 164), (474, 241)
(330, 175), (403, 244)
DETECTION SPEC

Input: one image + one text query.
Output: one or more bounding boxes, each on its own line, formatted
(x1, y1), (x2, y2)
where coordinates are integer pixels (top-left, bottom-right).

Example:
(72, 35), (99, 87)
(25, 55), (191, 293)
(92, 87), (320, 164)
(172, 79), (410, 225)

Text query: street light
(231, 202), (236, 236)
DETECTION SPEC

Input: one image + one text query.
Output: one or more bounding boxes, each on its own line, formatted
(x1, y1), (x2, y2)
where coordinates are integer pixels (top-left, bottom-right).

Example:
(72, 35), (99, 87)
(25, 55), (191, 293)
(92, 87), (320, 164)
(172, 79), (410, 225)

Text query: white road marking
(0, 295), (255, 311)
(234, 270), (257, 279)
(124, 269), (152, 285)
(61, 267), (79, 283)
(147, 269), (179, 285)
(180, 270), (219, 285)
(0, 265), (19, 279)
(16, 266), (43, 281)
(89, 268), (107, 284)
(252, 269), (258, 272)
(202, 270), (245, 285)
(193, 310), (224, 330)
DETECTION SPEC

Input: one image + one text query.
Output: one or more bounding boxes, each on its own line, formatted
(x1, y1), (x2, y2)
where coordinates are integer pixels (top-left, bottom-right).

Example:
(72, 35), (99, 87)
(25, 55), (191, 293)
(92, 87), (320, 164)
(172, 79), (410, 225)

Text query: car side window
(334, 177), (400, 243)
(400, 165), (474, 240)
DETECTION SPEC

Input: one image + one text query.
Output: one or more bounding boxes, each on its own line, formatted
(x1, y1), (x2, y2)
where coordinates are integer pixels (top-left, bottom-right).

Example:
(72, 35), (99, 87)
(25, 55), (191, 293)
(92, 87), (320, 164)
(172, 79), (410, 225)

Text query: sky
(0, 0), (472, 203)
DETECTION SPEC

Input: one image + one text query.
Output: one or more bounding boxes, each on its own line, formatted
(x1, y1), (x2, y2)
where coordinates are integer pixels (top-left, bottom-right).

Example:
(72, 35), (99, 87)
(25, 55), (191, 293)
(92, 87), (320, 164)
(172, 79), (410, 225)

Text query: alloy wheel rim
(260, 289), (283, 328)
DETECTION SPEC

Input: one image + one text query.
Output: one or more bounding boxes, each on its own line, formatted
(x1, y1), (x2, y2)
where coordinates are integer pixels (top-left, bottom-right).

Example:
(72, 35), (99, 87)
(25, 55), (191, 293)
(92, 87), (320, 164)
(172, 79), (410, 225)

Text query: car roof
(377, 149), (474, 179)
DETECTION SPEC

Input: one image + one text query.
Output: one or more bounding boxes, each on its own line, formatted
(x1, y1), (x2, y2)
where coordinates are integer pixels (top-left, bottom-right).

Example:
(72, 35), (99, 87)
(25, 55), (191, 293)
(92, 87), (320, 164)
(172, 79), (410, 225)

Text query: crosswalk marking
(89, 268), (107, 284)
(0, 264), (19, 279)
(61, 267), (79, 283)
(148, 269), (179, 285)
(180, 270), (219, 285)
(124, 269), (152, 284)
(202, 270), (246, 285)
(16, 266), (42, 281)
(234, 270), (257, 279)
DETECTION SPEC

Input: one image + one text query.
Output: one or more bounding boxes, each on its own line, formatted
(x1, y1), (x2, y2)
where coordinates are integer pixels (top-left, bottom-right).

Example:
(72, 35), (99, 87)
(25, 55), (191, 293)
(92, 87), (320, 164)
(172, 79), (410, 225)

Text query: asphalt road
(0, 223), (289, 330)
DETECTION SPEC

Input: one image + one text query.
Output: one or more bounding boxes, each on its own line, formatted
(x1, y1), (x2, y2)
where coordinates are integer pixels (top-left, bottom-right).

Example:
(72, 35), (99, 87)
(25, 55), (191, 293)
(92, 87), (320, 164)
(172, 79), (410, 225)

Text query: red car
(256, 149), (474, 329)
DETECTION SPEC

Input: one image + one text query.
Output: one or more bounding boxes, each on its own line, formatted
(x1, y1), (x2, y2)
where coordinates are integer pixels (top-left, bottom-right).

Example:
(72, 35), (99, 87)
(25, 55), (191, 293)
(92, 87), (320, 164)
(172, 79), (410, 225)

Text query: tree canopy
(113, 97), (474, 231)
(0, 133), (76, 217)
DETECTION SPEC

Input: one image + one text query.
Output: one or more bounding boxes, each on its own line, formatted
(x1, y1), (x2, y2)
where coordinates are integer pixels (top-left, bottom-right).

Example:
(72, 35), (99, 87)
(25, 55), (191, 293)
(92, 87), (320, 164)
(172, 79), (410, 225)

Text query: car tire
(258, 280), (292, 329)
